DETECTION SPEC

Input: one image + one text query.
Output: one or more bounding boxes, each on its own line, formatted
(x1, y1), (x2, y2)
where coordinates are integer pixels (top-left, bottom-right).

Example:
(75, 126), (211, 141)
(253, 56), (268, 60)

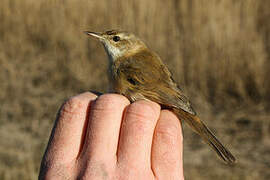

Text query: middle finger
(117, 100), (160, 168)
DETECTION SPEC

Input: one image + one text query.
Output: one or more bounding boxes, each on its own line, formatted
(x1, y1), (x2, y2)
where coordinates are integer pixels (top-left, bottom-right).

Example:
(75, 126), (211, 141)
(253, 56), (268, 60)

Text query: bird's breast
(107, 65), (127, 94)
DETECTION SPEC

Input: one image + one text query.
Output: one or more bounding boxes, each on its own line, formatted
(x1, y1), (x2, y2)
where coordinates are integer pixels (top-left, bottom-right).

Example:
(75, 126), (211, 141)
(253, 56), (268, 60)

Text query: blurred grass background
(0, 0), (270, 179)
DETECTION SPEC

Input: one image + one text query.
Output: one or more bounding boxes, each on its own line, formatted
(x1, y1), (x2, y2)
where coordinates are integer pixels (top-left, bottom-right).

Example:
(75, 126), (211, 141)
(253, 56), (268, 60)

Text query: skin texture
(39, 92), (184, 180)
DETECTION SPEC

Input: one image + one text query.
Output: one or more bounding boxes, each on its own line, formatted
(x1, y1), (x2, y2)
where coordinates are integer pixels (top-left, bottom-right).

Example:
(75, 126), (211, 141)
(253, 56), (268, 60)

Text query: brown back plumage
(111, 49), (236, 164)
(85, 29), (236, 164)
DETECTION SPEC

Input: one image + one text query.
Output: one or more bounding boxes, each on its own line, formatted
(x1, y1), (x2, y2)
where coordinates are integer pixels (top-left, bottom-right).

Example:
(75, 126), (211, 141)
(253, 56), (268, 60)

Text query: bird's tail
(173, 108), (236, 164)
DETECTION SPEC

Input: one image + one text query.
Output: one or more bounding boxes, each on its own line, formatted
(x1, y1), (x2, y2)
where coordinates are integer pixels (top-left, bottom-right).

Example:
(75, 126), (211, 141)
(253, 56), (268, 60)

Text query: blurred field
(0, 0), (270, 179)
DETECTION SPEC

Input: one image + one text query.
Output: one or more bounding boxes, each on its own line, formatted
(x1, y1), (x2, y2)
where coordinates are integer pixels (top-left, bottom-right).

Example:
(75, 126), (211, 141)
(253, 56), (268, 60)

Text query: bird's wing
(116, 52), (196, 115)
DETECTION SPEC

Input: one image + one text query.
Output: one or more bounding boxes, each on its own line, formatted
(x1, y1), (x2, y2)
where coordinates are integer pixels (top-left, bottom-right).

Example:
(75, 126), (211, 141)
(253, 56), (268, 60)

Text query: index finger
(42, 92), (97, 165)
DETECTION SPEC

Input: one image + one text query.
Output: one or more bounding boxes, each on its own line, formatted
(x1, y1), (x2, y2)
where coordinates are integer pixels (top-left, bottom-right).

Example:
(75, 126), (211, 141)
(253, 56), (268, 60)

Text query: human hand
(39, 92), (184, 179)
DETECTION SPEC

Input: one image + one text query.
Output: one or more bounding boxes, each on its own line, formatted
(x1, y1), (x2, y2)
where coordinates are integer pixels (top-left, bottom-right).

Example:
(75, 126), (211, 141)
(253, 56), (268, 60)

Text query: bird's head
(84, 30), (147, 62)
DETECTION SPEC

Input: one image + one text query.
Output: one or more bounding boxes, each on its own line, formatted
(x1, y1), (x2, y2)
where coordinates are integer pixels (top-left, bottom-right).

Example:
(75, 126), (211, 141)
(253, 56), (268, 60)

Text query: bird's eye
(113, 36), (120, 42)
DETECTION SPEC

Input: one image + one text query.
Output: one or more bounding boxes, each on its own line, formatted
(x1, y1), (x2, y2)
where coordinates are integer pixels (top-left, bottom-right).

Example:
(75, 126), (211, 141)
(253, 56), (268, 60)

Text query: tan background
(0, 0), (269, 179)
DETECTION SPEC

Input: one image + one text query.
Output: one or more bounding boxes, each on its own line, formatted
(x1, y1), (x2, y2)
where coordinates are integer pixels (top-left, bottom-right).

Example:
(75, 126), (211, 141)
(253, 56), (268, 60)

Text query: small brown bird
(84, 30), (236, 164)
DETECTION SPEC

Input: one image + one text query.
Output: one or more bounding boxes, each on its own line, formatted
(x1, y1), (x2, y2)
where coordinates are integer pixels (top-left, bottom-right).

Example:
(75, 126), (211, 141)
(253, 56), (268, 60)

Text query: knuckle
(127, 100), (160, 121)
(160, 151), (178, 166)
(123, 101), (160, 132)
(60, 92), (97, 117)
(155, 123), (180, 145)
(60, 96), (85, 116)
(126, 117), (147, 133)
(93, 93), (129, 112)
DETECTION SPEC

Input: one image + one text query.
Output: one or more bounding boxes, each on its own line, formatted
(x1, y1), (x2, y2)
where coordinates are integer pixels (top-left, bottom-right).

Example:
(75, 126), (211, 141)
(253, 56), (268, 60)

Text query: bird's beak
(84, 31), (105, 40)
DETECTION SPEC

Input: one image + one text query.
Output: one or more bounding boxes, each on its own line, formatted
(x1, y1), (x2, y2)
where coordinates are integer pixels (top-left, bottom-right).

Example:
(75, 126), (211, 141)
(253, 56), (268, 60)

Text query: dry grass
(0, 0), (269, 179)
